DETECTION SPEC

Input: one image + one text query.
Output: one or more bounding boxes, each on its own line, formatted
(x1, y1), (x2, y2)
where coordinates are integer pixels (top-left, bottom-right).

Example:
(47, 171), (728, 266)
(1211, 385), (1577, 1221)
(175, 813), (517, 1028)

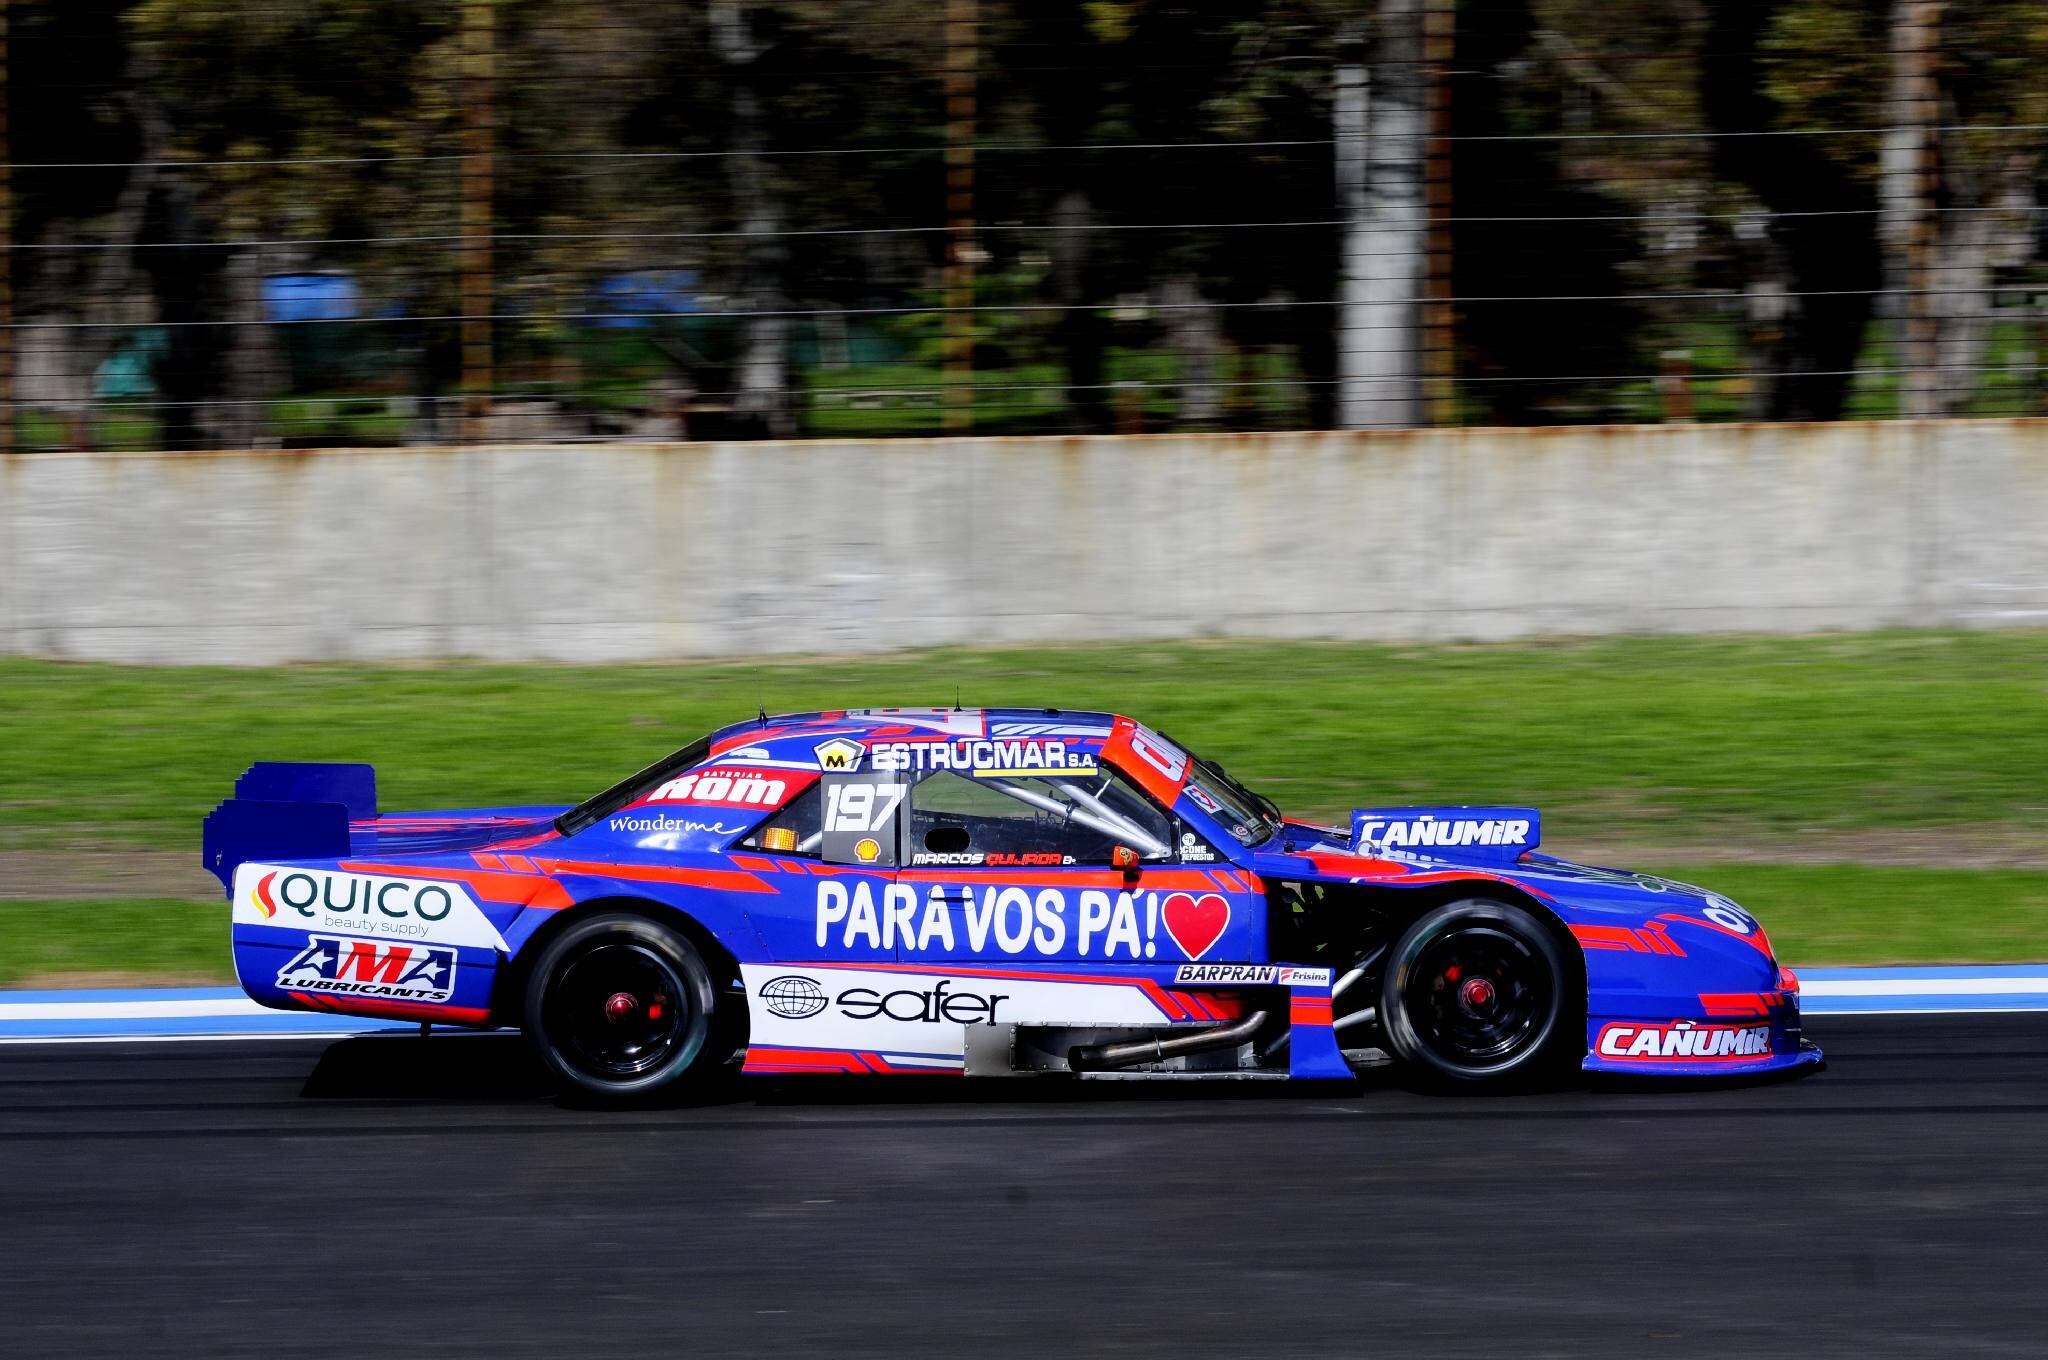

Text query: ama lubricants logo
(277, 935), (457, 1003)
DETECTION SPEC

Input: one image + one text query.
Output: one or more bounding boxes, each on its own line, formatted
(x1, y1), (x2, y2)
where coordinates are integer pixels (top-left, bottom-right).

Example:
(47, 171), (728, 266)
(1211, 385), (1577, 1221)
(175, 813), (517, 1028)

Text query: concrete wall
(3, 421), (2046, 664)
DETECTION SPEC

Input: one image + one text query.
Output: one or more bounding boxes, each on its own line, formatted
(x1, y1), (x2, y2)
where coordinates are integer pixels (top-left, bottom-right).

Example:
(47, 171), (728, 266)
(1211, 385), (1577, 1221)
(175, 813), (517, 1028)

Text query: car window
(907, 767), (1174, 866)
(740, 782), (823, 856)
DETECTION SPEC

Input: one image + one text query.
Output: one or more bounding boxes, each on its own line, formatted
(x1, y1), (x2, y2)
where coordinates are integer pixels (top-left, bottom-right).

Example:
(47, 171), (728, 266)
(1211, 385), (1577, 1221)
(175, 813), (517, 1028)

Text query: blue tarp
(264, 273), (362, 323)
(589, 270), (702, 328)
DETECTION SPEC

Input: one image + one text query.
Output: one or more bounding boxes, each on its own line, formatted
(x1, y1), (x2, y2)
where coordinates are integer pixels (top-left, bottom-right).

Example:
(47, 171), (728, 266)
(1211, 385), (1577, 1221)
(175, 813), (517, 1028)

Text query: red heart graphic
(1161, 892), (1231, 961)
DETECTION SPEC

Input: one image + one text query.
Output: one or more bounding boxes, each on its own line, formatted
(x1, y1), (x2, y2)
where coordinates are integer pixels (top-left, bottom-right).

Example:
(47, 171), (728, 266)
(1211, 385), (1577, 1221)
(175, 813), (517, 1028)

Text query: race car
(204, 707), (1821, 1100)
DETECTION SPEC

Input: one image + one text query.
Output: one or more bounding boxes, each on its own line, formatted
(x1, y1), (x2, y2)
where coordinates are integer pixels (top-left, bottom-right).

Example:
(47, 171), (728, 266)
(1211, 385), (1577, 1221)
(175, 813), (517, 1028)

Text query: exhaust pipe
(1067, 1010), (1271, 1072)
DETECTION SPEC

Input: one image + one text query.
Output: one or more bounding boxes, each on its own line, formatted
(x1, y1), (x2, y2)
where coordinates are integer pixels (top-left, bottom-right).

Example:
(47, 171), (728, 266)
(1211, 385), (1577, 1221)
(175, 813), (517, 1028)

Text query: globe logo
(761, 975), (829, 1020)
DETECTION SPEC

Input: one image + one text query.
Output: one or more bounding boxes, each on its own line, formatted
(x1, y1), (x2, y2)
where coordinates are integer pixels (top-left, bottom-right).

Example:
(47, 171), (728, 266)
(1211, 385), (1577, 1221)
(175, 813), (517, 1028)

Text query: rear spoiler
(201, 762), (377, 898)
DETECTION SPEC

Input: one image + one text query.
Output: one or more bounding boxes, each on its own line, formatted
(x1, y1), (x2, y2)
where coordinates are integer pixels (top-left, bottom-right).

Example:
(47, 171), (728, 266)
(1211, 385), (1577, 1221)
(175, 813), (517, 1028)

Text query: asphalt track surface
(1, 1015), (2043, 1358)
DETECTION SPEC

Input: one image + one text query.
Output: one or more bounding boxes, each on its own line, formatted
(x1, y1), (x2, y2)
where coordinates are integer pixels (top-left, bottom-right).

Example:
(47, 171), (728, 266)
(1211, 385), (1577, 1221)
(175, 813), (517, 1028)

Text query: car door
(731, 770), (905, 961)
(892, 763), (1263, 965)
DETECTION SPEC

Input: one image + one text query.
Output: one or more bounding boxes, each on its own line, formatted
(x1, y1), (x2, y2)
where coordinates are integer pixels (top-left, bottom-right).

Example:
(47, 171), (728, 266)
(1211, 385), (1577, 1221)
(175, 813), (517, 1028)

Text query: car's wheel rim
(1400, 924), (1553, 1070)
(546, 941), (694, 1080)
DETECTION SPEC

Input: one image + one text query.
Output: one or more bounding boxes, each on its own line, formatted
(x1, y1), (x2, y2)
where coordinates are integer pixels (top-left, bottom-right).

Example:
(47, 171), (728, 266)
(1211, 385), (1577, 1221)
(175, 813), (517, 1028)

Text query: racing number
(825, 781), (905, 834)
(820, 774), (903, 868)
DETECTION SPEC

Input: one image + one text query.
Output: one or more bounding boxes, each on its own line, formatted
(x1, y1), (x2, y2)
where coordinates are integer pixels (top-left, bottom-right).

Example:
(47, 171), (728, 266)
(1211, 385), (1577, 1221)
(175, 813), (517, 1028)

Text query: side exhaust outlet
(1066, 1010), (1270, 1072)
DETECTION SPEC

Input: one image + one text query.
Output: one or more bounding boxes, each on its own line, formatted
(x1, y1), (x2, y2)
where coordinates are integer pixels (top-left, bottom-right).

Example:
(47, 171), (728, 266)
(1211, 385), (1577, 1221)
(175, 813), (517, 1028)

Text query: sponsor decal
(911, 851), (985, 867)
(760, 975), (830, 1020)
(1168, 964), (1326, 987)
(812, 880), (1242, 960)
(870, 739), (1097, 778)
(610, 815), (742, 836)
(1596, 1021), (1772, 1061)
(759, 973), (1009, 1026)
(1106, 718), (1191, 804)
(985, 852), (1071, 867)
(814, 738), (864, 772)
(1178, 831), (1216, 863)
(1355, 816), (1533, 851)
(1184, 784), (1222, 816)
(1175, 963), (1278, 985)
(277, 934), (457, 1003)
(837, 980), (1008, 1025)
(235, 866), (507, 950)
(607, 814), (743, 850)
(853, 837), (882, 864)
(646, 767), (798, 810)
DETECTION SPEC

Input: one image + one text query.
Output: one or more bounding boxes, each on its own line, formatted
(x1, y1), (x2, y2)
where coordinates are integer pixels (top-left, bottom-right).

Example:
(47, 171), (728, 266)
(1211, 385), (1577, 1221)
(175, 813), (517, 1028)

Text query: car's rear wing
(201, 762), (377, 898)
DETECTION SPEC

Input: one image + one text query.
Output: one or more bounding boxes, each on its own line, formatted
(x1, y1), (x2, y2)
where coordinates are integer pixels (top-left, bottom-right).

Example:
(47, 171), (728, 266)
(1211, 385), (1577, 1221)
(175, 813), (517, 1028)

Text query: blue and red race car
(205, 707), (1821, 1099)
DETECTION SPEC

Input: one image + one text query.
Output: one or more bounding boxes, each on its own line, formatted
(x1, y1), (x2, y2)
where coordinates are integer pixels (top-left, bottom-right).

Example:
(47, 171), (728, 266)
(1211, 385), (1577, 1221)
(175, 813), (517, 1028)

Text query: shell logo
(854, 837), (882, 864)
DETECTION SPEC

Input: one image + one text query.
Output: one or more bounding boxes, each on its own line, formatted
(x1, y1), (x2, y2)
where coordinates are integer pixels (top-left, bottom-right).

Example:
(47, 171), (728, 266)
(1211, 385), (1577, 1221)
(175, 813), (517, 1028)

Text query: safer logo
(759, 975), (831, 1020)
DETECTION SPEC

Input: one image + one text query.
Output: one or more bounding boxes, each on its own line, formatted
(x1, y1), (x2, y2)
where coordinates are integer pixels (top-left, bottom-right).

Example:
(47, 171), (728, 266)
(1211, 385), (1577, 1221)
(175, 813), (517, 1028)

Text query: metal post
(1895, 1), (1941, 420)
(942, 0), (976, 434)
(1421, 0), (1455, 427)
(460, 0), (495, 443)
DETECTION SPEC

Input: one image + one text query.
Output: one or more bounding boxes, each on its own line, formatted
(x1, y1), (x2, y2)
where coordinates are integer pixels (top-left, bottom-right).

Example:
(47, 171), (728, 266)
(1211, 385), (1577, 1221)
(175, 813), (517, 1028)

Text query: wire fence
(2, 0), (2042, 451)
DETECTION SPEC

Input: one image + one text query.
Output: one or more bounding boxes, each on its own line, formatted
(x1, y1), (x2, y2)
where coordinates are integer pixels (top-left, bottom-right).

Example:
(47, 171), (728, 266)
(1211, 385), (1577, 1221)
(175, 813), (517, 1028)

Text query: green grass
(0, 901), (231, 987)
(2, 632), (2045, 978)
(3, 631), (2044, 851)
(1645, 865), (2048, 966)
(6, 863), (2044, 986)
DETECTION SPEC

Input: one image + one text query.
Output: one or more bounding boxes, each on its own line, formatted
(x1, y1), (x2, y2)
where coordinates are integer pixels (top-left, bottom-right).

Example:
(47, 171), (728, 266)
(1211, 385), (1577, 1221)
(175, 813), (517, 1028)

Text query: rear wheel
(1379, 898), (1575, 1089)
(523, 911), (721, 1102)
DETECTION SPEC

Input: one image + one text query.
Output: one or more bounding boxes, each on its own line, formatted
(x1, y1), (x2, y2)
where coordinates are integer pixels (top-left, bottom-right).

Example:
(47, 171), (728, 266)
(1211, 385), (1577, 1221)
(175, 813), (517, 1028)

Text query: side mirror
(1111, 845), (1142, 883)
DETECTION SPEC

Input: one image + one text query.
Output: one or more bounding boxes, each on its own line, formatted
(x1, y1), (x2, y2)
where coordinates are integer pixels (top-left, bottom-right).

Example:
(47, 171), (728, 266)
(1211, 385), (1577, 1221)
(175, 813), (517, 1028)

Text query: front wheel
(522, 911), (722, 1103)
(1379, 898), (1576, 1089)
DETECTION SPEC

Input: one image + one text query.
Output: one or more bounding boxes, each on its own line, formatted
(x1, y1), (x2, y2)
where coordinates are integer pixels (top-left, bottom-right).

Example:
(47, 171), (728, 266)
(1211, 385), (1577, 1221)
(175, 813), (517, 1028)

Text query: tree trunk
(712, 4), (792, 439)
(1930, 144), (2036, 416)
(1049, 189), (1109, 433)
(1341, 3), (1426, 430)
(1161, 276), (1220, 428)
(212, 247), (283, 448)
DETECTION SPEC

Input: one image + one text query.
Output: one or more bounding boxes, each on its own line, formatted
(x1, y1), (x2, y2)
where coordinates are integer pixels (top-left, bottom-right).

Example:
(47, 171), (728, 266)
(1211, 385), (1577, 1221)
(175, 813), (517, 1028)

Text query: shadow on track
(298, 1030), (1820, 1108)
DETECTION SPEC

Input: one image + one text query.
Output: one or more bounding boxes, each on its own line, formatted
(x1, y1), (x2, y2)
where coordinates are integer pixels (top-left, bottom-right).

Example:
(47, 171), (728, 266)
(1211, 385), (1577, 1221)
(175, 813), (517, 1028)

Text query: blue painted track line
(0, 987), (411, 1042)
(1798, 965), (2048, 1016)
(1, 967), (2045, 1041)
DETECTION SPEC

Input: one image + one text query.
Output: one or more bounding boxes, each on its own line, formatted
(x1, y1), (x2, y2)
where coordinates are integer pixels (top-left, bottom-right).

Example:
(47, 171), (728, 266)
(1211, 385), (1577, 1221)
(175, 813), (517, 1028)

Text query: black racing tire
(522, 910), (721, 1103)
(1379, 897), (1576, 1090)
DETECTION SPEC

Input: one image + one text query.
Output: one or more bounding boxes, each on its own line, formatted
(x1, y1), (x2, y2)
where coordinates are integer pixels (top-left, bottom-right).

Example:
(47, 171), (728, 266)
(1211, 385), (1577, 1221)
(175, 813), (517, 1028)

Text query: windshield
(1158, 729), (1281, 847)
